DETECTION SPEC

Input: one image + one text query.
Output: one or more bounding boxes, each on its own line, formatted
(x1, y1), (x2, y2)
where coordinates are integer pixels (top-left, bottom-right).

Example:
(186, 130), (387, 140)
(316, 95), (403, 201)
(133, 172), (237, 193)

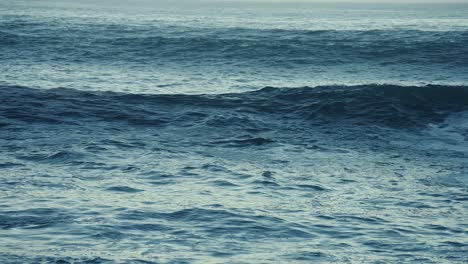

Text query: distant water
(1, 1), (468, 263)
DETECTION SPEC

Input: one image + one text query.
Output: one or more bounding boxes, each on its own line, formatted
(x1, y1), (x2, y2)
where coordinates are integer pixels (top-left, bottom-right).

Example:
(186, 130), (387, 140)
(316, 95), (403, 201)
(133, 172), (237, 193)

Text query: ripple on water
(0, 208), (73, 229)
(115, 208), (314, 240)
(15, 150), (85, 164)
(106, 186), (144, 193)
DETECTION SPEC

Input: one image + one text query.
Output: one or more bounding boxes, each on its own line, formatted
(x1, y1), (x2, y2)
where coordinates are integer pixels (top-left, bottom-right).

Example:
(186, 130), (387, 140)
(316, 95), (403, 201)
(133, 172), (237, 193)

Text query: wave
(2, 25), (468, 66)
(1, 84), (467, 130)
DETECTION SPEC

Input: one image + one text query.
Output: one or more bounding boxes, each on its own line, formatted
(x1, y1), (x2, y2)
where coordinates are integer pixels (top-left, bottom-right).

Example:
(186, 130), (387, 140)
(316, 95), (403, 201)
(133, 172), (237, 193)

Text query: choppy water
(1, 1), (468, 263)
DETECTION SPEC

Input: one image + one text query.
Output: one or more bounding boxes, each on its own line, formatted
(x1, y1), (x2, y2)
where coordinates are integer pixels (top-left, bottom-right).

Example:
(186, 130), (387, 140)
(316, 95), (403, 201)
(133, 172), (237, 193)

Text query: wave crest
(1, 84), (467, 129)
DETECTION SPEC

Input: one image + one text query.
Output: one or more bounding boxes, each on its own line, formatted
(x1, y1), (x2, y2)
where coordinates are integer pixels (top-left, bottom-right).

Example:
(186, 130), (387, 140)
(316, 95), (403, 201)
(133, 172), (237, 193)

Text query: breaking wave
(2, 84), (467, 129)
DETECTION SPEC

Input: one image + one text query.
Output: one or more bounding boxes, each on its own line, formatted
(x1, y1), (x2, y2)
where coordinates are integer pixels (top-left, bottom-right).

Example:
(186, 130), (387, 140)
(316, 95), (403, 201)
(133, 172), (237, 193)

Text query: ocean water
(1, 1), (468, 263)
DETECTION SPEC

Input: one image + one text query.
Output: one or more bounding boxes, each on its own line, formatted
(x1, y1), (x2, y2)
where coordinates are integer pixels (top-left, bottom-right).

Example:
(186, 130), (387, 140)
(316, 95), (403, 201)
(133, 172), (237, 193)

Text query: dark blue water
(1, 1), (468, 263)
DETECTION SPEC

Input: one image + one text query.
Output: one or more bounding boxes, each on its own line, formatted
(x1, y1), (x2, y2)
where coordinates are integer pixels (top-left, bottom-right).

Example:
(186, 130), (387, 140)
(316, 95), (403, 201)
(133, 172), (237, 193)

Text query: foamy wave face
(416, 110), (468, 153)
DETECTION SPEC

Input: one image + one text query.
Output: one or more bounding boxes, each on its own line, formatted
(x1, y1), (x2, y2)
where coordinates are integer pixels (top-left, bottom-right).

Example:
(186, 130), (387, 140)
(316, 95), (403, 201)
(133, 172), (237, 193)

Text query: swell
(2, 25), (468, 66)
(1, 84), (467, 129)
